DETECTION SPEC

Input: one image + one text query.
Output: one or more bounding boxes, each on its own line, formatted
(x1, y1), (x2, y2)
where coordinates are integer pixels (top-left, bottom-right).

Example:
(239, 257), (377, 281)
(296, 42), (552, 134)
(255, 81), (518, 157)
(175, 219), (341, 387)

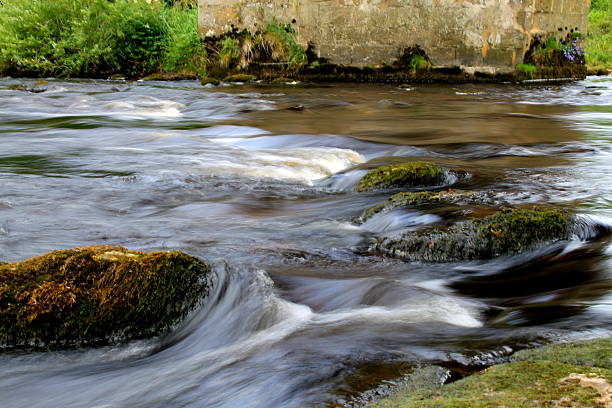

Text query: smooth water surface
(0, 77), (611, 407)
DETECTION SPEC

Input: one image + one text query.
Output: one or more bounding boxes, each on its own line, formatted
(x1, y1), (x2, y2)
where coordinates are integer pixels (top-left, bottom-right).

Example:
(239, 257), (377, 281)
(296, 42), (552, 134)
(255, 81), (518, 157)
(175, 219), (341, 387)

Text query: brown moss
(0, 245), (211, 349)
(355, 162), (445, 192)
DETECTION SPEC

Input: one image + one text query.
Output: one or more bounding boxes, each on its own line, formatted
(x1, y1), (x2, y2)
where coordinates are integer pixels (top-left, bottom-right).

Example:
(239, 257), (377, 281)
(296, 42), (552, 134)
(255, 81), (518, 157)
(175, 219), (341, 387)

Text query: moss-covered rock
(224, 74), (256, 83)
(201, 77), (221, 86)
(376, 208), (572, 262)
(512, 338), (612, 369)
(368, 360), (611, 408)
(356, 162), (445, 192)
(367, 338), (612, 408)
(361, 190), (481, 221)
(0, 245), (211, 349)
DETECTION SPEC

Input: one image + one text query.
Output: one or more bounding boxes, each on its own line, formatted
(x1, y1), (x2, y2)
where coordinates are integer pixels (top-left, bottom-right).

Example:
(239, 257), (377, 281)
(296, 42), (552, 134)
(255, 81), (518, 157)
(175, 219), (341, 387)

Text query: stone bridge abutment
(198, 0), (590, 72)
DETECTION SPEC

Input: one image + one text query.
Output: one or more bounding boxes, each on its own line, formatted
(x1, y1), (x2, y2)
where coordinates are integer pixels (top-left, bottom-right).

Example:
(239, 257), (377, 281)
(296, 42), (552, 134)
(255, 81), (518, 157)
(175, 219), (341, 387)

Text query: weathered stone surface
(0, 245), (211, 349)
(198, 0), (590, 72)
(376, 208), (572, 262)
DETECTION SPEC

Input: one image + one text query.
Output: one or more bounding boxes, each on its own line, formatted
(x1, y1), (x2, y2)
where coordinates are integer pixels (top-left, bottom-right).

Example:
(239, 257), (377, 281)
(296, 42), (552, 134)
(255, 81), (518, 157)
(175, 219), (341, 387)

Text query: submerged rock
(355, 161), (444, 192)
(361, 189), (483, 221)
(0, 245), (211, 349)
(375, 208), (572, 262)
(200, 77), (221, 86)
(224, 74), (257, 83)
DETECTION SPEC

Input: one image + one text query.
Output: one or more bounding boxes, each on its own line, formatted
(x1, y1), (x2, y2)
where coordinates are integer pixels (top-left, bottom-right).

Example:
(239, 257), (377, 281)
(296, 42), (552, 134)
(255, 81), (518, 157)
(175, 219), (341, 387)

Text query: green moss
(376, 208), (572, 262)
(200, 77), (220, 86)
(368, 339), (612, 408)
(355, 162), (445, 192)
(512, 338), (612, 369)
(0, 245), (211, 349)
(368, 361), (611, 408)
(224, 74), (257, 83)
(361, 190), (477, 221)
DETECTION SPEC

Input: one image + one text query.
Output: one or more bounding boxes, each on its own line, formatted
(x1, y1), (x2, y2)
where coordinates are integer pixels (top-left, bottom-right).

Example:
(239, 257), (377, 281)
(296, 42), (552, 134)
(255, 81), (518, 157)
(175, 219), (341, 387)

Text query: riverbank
(366, 338), (611, 408)
(0, 0), (608, 82)
(586, 0), (612, 75)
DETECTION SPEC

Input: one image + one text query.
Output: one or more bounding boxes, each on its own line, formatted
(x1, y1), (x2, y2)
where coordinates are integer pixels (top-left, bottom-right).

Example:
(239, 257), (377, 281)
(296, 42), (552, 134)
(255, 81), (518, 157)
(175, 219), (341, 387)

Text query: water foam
(196, 145), (365, 185)
(101, 98), (185, 118)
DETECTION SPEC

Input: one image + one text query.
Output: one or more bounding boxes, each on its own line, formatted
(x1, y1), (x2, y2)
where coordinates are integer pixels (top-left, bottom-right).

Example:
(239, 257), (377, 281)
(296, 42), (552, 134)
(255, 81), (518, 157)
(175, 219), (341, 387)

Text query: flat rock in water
(0, 245), (211, 350)
(375, 208), (573, 262)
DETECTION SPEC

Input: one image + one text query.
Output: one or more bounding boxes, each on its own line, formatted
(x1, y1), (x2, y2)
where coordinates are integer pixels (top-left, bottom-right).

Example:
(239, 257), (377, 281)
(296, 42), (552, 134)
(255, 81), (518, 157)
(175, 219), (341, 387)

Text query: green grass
(587, 0), (612, 70)
(0, 0), (206, 78)
(516, 63), (537, 74)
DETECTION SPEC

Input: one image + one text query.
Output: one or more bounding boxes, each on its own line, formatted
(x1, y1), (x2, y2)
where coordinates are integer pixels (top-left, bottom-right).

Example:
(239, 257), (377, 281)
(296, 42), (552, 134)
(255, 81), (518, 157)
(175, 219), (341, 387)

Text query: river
(0, 77), (611, 407)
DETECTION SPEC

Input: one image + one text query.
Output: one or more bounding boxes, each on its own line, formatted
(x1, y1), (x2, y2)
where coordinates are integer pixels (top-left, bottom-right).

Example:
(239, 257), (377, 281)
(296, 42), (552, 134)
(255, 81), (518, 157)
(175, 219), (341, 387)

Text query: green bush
(587, 0), (612, 69)
(161, 5), (207, 76)
(0, 0), (206, 78)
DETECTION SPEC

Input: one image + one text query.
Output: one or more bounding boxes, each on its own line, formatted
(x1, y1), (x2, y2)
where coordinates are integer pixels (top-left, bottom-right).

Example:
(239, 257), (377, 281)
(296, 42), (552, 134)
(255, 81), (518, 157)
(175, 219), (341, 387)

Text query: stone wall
(198, 0), (590, 73)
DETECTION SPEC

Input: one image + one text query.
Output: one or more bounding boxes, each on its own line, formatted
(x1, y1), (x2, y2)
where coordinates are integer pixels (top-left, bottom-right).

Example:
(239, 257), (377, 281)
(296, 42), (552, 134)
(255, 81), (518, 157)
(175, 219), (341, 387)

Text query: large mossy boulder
(367, 338), (612, 408)
(375, 208), (572, 262)
(0, 245), (211, 349)
(355, 161), (444, 192)
(361, 190), (483, 221)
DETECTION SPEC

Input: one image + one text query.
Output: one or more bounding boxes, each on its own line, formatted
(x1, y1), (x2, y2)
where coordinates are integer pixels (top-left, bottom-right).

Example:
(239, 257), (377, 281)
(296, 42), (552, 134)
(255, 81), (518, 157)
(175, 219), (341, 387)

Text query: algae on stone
(361, 190), (479, 221)
(355, 162), (445, 192)
(376, 208), (572, 262)
(0, 245), (211, 349)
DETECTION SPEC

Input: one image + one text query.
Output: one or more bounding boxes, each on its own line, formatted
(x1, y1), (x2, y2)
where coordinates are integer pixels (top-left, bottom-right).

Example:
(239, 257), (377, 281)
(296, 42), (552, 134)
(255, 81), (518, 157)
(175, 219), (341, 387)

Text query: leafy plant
(586, 0), (612, 70)
(263, 20), (307, 68)
(161, 5), (207, 76)
(217, 37), (241, 69)
(409, 55), (431, 71)
(0, 0), (208, 78)
(516, 63), (537, 74)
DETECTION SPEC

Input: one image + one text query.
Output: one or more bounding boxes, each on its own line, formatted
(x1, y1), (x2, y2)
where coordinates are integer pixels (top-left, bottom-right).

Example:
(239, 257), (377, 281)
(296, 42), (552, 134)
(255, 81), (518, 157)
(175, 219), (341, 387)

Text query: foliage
(263, 21), (307, 68)
(586, 0), (612, 70)
(0, 0), (206, 78)
(217, 37), (241, 69)
(527, 35), (585, 67)
(208, 20), (307, 73)
(409, 55), (431, 71)
(161, 5), (207, 76)
(515, 63), (537, 74)
(0, 245), (211, 349)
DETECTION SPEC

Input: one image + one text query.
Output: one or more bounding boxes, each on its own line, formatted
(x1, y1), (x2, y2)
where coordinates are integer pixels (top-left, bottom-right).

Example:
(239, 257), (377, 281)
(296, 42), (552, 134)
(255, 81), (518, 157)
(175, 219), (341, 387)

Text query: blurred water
(0, 77), (611, 407)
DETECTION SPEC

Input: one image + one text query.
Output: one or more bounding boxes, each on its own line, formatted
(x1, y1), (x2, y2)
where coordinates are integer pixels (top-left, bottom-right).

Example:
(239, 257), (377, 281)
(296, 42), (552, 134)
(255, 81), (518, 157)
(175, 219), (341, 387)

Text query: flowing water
(0, 77), (611, 407)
